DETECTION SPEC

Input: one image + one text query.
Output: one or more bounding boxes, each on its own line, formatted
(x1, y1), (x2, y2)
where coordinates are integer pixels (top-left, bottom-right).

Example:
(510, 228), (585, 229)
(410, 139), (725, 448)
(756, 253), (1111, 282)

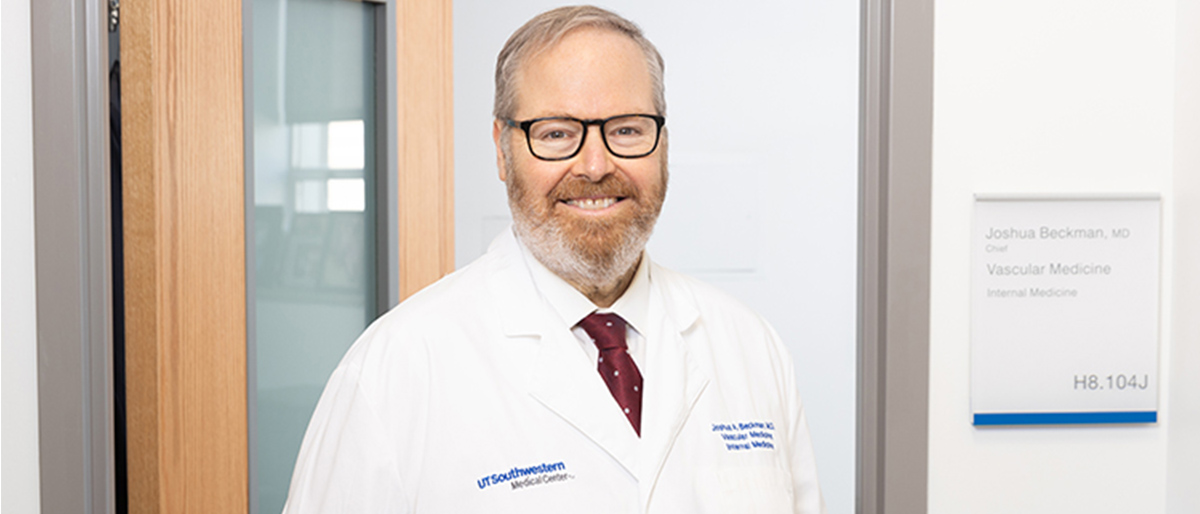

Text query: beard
(505, 147), (667, 291)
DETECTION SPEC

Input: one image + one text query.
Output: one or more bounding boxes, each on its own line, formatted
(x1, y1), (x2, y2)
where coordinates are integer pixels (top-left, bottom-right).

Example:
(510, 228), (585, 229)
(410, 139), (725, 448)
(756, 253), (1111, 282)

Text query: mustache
(550, 174), (637, 201)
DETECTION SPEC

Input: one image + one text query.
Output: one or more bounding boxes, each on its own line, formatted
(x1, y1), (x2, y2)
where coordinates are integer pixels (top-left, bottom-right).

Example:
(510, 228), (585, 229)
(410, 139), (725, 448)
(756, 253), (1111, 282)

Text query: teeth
(568, 197), (618, 210)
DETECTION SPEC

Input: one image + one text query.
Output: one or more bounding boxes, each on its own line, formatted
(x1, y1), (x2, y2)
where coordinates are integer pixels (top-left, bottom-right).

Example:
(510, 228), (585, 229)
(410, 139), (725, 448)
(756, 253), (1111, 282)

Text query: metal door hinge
(108, 0), (119, 32)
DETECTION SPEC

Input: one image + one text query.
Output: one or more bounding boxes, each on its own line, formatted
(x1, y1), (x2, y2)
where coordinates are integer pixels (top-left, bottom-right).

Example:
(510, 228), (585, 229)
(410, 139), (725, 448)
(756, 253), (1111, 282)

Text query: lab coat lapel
(487, 230), (542, 339)
(486, 230), (641, 477)
(639, 263), (709, 506)
(528, 328), (641, 477)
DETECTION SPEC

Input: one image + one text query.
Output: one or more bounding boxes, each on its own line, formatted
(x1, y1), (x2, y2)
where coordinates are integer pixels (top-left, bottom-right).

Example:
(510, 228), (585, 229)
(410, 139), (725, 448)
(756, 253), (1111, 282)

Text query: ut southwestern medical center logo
(477, 461), (574, 491)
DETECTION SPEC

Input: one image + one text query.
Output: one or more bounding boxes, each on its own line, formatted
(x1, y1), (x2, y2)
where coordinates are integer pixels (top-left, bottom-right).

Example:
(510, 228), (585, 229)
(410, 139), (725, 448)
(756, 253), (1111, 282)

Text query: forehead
(513, 27), (655, 119)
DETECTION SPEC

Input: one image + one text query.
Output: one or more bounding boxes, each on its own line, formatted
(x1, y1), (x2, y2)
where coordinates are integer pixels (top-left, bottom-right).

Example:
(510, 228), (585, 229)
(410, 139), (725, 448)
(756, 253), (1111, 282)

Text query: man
(284, 6), (825, 513)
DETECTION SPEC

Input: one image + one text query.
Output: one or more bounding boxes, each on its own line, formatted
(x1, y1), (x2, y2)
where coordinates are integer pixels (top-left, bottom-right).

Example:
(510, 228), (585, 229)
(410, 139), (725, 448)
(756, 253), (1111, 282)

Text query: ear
(493, 119), (508, 182)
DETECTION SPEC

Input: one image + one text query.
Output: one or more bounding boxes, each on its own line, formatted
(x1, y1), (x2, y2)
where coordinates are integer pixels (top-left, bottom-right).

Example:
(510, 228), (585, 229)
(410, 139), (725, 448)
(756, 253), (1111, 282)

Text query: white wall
(1166, 1), (1200, 512)
(2, 0), (43, 511)
(929, 1), (1198, 512)
(455, 2), (860, 512)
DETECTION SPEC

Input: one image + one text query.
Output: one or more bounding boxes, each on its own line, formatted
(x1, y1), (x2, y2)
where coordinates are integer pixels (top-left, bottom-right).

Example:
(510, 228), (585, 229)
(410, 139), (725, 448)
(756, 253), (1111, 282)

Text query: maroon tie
(578, 313), (643, 436)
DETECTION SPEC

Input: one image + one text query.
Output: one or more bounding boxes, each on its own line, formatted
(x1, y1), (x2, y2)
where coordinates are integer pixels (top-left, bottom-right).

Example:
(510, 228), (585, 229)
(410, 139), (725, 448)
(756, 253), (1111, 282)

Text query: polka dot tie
(578, 313), (643, 436)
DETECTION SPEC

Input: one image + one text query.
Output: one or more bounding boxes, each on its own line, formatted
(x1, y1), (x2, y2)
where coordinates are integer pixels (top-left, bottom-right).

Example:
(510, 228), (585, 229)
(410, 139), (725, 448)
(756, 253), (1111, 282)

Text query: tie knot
(578, 313), (627, 352)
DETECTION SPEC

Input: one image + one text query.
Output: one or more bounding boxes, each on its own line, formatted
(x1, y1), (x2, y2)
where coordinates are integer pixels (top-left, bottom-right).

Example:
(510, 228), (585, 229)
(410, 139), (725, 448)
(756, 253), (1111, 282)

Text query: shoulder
(380, 254), (492, 331)
(335, 249), (501, 379)
(366, 230), (530, 341)
(650, 261), (774, 335)
(649, 260), (794, 379)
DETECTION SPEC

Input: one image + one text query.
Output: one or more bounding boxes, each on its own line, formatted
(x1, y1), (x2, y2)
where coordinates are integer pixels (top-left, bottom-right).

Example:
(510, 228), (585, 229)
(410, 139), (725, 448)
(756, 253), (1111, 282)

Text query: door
(119, 0), (452, 511)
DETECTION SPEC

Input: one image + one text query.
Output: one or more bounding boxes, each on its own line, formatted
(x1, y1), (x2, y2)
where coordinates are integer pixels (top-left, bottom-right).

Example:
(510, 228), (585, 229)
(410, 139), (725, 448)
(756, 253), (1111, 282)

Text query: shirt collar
(515, 232), (652, 335)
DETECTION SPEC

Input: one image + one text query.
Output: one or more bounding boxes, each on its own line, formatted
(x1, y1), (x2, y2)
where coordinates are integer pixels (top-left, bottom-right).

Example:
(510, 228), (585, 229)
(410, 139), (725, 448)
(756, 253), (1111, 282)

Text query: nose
(574, 124), (615, 181)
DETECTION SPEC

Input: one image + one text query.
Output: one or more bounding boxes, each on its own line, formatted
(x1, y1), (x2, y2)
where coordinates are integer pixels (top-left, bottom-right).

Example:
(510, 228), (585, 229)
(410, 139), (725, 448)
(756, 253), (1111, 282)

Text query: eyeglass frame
(502, 113), (666, 161)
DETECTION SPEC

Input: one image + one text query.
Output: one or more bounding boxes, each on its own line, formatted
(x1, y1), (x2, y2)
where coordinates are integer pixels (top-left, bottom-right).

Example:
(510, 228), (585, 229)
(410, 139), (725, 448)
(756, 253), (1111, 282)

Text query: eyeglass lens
(527, 115), (659, 159)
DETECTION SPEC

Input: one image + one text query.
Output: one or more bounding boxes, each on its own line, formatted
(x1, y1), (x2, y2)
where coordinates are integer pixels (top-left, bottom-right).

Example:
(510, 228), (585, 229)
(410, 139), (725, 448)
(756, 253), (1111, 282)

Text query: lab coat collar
(512, 230), (654, 338)
(514, 235), (602, 329)
(485, 228), (711, 494)
(647, 261), (699, 333)
(487, 226), (683, 336)
(487, 228), (642, 475)
(486, 229), (544, 338)
(607, 255), (652, 336)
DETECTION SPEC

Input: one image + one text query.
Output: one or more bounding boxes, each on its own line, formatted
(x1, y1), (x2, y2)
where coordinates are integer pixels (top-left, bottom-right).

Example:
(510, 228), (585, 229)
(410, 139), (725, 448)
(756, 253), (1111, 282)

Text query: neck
(567, 255), (641, 308)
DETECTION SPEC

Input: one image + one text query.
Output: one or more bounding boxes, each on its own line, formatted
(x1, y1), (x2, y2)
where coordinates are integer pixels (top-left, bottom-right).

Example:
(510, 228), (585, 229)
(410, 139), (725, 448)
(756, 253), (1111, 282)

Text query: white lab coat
(283, 230), (826, 514)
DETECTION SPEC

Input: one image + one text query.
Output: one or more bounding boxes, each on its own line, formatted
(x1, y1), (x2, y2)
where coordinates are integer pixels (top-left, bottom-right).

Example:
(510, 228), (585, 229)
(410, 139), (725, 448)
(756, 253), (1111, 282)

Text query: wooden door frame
(117, 0), (454, 512)
(121, 0), (249, 511)
(395, 0), (455, 299)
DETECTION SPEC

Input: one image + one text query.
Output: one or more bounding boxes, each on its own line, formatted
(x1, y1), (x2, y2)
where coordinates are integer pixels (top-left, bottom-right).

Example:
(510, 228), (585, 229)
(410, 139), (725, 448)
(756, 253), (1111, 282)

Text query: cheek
(534, 164), (574, 193)
(512, 161), (567, 200)
(533, 173), (563, 196)
(629, 162), (666, 194)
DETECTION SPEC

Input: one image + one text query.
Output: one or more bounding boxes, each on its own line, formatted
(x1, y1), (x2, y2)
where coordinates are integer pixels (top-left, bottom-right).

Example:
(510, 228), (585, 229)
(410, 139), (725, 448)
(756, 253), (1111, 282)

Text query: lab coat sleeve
(281, 361), (406, 514)
(773, 326), (828, 514)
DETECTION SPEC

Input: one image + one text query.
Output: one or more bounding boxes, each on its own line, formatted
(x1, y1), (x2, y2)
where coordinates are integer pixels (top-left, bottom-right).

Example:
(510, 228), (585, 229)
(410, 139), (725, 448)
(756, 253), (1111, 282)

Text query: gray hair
(493, 5), (666, 121)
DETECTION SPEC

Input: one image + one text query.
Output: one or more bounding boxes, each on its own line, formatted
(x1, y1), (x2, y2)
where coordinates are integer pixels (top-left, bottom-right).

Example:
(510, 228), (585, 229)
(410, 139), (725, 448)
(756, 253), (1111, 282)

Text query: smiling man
(497, 21), (667, 310)
(283, 6), (825, 514)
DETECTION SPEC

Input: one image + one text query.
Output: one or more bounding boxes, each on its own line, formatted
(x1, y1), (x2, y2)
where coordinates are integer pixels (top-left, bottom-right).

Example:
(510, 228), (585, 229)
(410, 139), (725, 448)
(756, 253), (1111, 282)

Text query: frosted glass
(251, 0), (377, 512)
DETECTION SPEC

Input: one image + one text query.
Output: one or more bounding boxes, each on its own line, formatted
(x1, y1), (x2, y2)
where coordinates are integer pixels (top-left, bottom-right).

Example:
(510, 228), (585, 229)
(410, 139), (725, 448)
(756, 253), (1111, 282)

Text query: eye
(612, 125), (643, 137)
(606, 117), (655, 140)
(530, 120), (581, 142)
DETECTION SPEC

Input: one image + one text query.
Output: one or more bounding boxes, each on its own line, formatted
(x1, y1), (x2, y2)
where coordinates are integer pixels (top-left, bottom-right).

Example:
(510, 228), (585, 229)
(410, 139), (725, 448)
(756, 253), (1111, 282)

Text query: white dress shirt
(516, 238), (651, 371)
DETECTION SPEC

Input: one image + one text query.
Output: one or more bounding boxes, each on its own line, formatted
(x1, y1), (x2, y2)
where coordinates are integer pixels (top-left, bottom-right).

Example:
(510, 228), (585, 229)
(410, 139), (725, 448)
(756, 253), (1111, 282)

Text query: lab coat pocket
(697, 465), (795, 514)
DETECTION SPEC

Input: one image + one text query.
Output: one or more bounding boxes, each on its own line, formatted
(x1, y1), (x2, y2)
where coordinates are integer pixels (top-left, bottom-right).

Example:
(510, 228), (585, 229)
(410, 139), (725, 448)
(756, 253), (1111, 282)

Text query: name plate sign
(971, 196), (1161, 426)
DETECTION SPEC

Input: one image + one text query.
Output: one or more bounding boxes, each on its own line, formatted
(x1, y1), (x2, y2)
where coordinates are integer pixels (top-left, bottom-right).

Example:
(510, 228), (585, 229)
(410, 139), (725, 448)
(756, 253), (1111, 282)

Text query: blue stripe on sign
(973, 411), (1157, 426)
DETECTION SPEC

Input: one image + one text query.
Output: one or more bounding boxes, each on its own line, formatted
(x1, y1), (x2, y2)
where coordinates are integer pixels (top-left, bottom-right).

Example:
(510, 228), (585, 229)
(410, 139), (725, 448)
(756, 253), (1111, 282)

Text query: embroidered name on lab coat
(711, 421), (776, 451)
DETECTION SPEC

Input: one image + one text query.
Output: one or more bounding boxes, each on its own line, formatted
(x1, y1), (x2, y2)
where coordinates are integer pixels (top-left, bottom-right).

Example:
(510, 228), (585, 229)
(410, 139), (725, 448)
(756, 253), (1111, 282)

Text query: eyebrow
(519, 112), (580, 120)
(517, 111), (655, 120)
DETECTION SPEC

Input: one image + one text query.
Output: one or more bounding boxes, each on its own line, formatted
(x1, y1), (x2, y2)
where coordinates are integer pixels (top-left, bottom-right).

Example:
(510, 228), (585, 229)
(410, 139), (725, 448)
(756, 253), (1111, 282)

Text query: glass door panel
(251, 0), (377, 512)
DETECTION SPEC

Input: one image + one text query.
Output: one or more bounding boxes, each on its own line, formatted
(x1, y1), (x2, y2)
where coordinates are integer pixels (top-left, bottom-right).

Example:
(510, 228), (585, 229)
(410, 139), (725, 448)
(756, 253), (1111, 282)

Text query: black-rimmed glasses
(503, 114), (666, 161)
